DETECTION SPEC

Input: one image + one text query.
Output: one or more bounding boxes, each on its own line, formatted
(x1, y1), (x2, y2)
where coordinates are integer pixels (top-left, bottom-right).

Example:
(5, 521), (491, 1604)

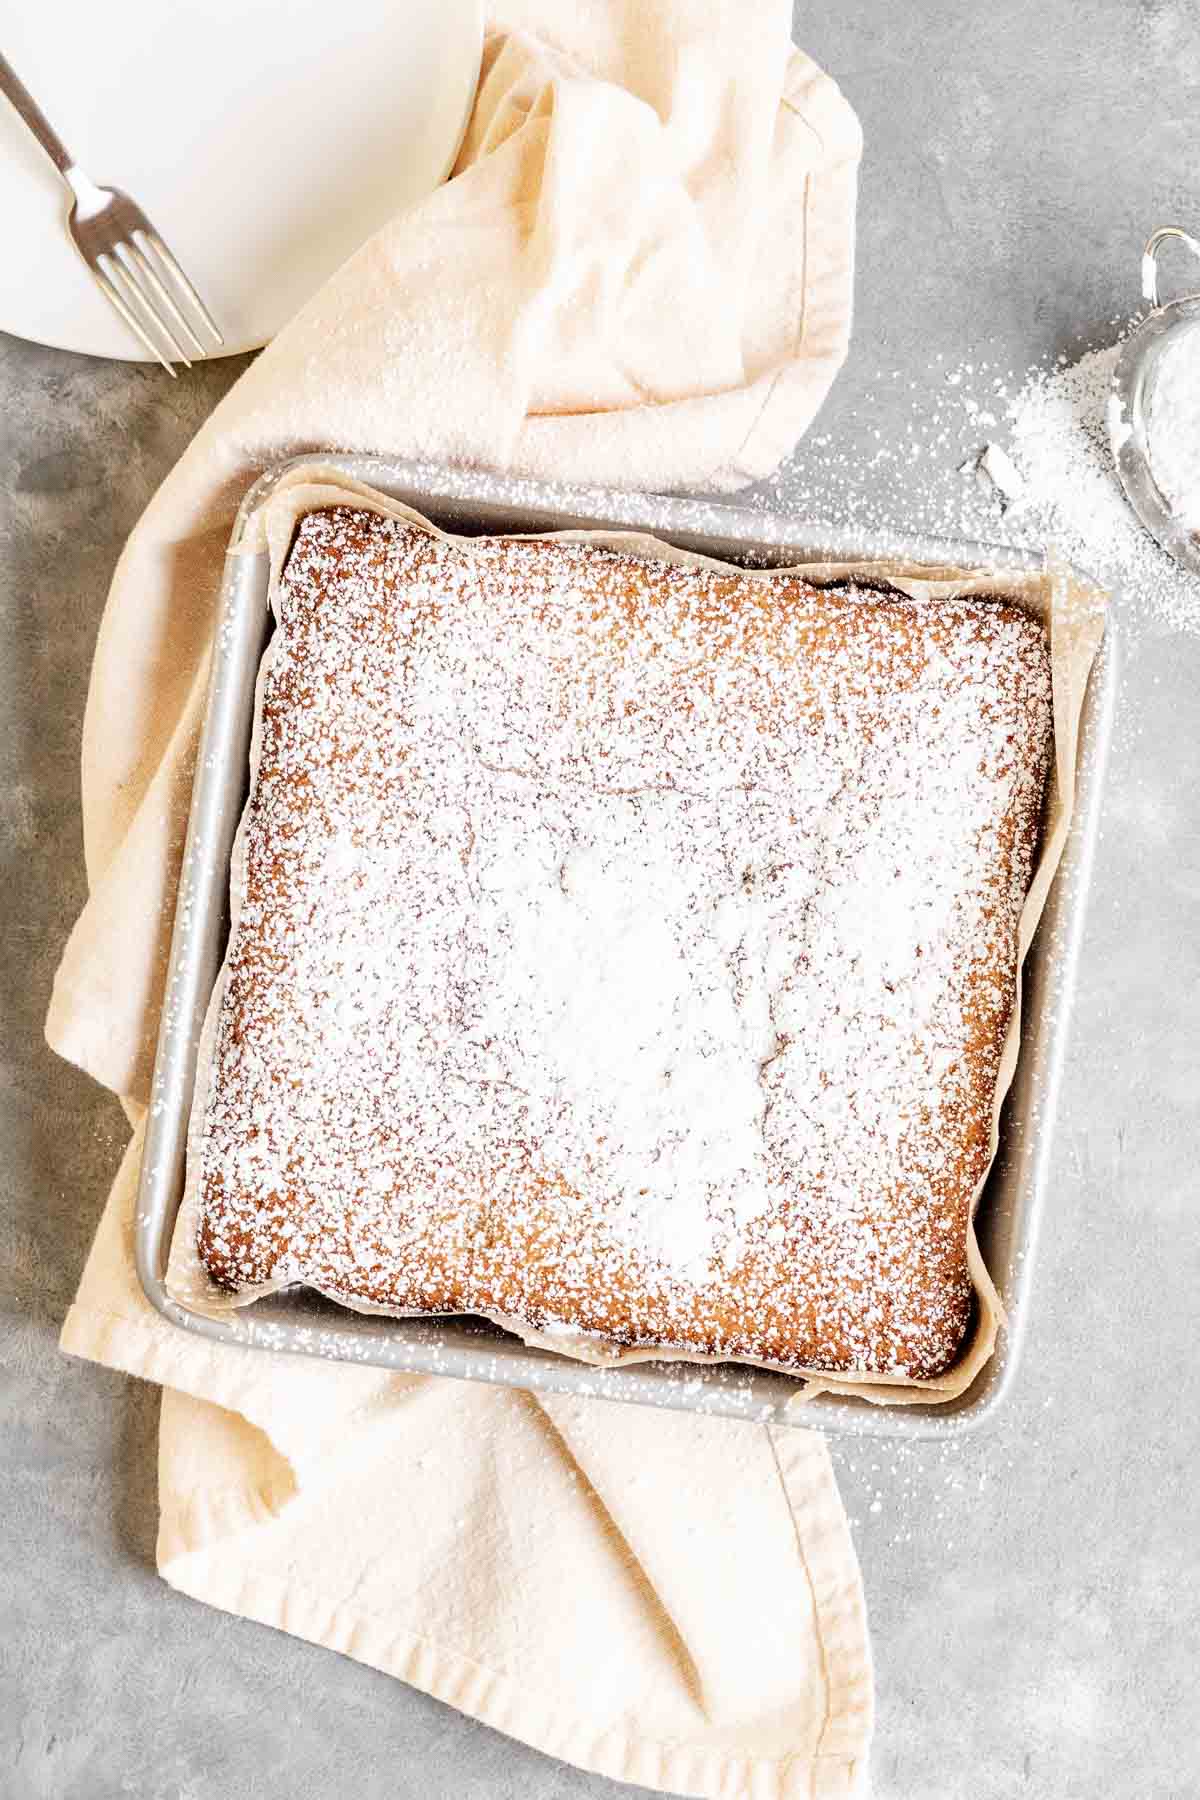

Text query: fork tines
(90, 212), (224, 376)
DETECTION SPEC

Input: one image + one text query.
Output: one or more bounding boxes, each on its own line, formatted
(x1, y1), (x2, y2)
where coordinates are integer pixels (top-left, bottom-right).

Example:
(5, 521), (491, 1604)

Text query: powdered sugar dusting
(194, 509), (1051, 1378)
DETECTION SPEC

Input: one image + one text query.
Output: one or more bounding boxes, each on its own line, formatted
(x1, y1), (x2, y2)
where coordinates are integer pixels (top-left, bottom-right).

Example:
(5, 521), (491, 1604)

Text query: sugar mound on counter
(1002, 339), (1200, 638)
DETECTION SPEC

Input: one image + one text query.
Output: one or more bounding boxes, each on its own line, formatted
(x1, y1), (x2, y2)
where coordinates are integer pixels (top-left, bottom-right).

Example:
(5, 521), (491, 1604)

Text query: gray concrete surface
(2, 3), (1198, 1796)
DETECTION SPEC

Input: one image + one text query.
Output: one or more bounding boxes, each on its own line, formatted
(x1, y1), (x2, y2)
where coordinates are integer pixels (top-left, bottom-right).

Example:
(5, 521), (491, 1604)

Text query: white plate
(0, 0), (483, 361)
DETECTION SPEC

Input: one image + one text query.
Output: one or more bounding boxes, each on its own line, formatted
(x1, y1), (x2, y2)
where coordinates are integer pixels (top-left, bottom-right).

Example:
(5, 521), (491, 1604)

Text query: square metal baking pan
(134, 455), (1117, 1438)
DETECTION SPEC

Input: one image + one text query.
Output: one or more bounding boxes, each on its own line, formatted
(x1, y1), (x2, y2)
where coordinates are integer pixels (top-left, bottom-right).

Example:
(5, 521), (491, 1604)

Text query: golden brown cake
(193, 506), (1053, 1379)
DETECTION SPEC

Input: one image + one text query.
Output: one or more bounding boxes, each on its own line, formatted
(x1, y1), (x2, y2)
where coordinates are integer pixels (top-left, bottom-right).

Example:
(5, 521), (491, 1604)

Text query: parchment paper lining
(166, 465), (1107, 1408)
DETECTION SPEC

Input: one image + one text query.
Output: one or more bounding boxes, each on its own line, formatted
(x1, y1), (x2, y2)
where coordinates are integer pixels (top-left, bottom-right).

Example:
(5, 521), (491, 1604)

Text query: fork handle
(0, 51), (74, 176)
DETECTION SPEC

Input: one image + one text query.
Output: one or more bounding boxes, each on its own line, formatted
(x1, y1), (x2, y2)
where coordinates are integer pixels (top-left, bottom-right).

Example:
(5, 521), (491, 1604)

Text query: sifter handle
(1142, 226), (1200, 309)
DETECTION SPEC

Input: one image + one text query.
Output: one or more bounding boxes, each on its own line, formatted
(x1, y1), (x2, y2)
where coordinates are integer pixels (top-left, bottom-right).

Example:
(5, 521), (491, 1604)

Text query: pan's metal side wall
(135, 550), (271, 1299)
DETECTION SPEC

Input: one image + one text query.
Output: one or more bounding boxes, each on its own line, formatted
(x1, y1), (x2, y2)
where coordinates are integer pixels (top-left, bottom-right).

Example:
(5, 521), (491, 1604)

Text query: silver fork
(0, 49), (223, 375)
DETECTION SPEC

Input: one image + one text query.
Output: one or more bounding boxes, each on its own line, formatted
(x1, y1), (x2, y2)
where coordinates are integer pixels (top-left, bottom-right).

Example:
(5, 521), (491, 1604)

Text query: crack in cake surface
(195, 507), (1053, 1379)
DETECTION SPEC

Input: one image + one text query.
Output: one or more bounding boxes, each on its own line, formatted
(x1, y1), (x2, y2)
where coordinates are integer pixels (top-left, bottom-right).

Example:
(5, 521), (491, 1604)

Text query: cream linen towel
(48, 7), (872, 1795)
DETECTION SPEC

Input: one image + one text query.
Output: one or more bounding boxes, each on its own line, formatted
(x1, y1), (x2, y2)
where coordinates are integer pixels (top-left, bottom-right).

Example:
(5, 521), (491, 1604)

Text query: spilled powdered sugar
(194, 510), (1050, 1376)
(761, 327), (1200, 646)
